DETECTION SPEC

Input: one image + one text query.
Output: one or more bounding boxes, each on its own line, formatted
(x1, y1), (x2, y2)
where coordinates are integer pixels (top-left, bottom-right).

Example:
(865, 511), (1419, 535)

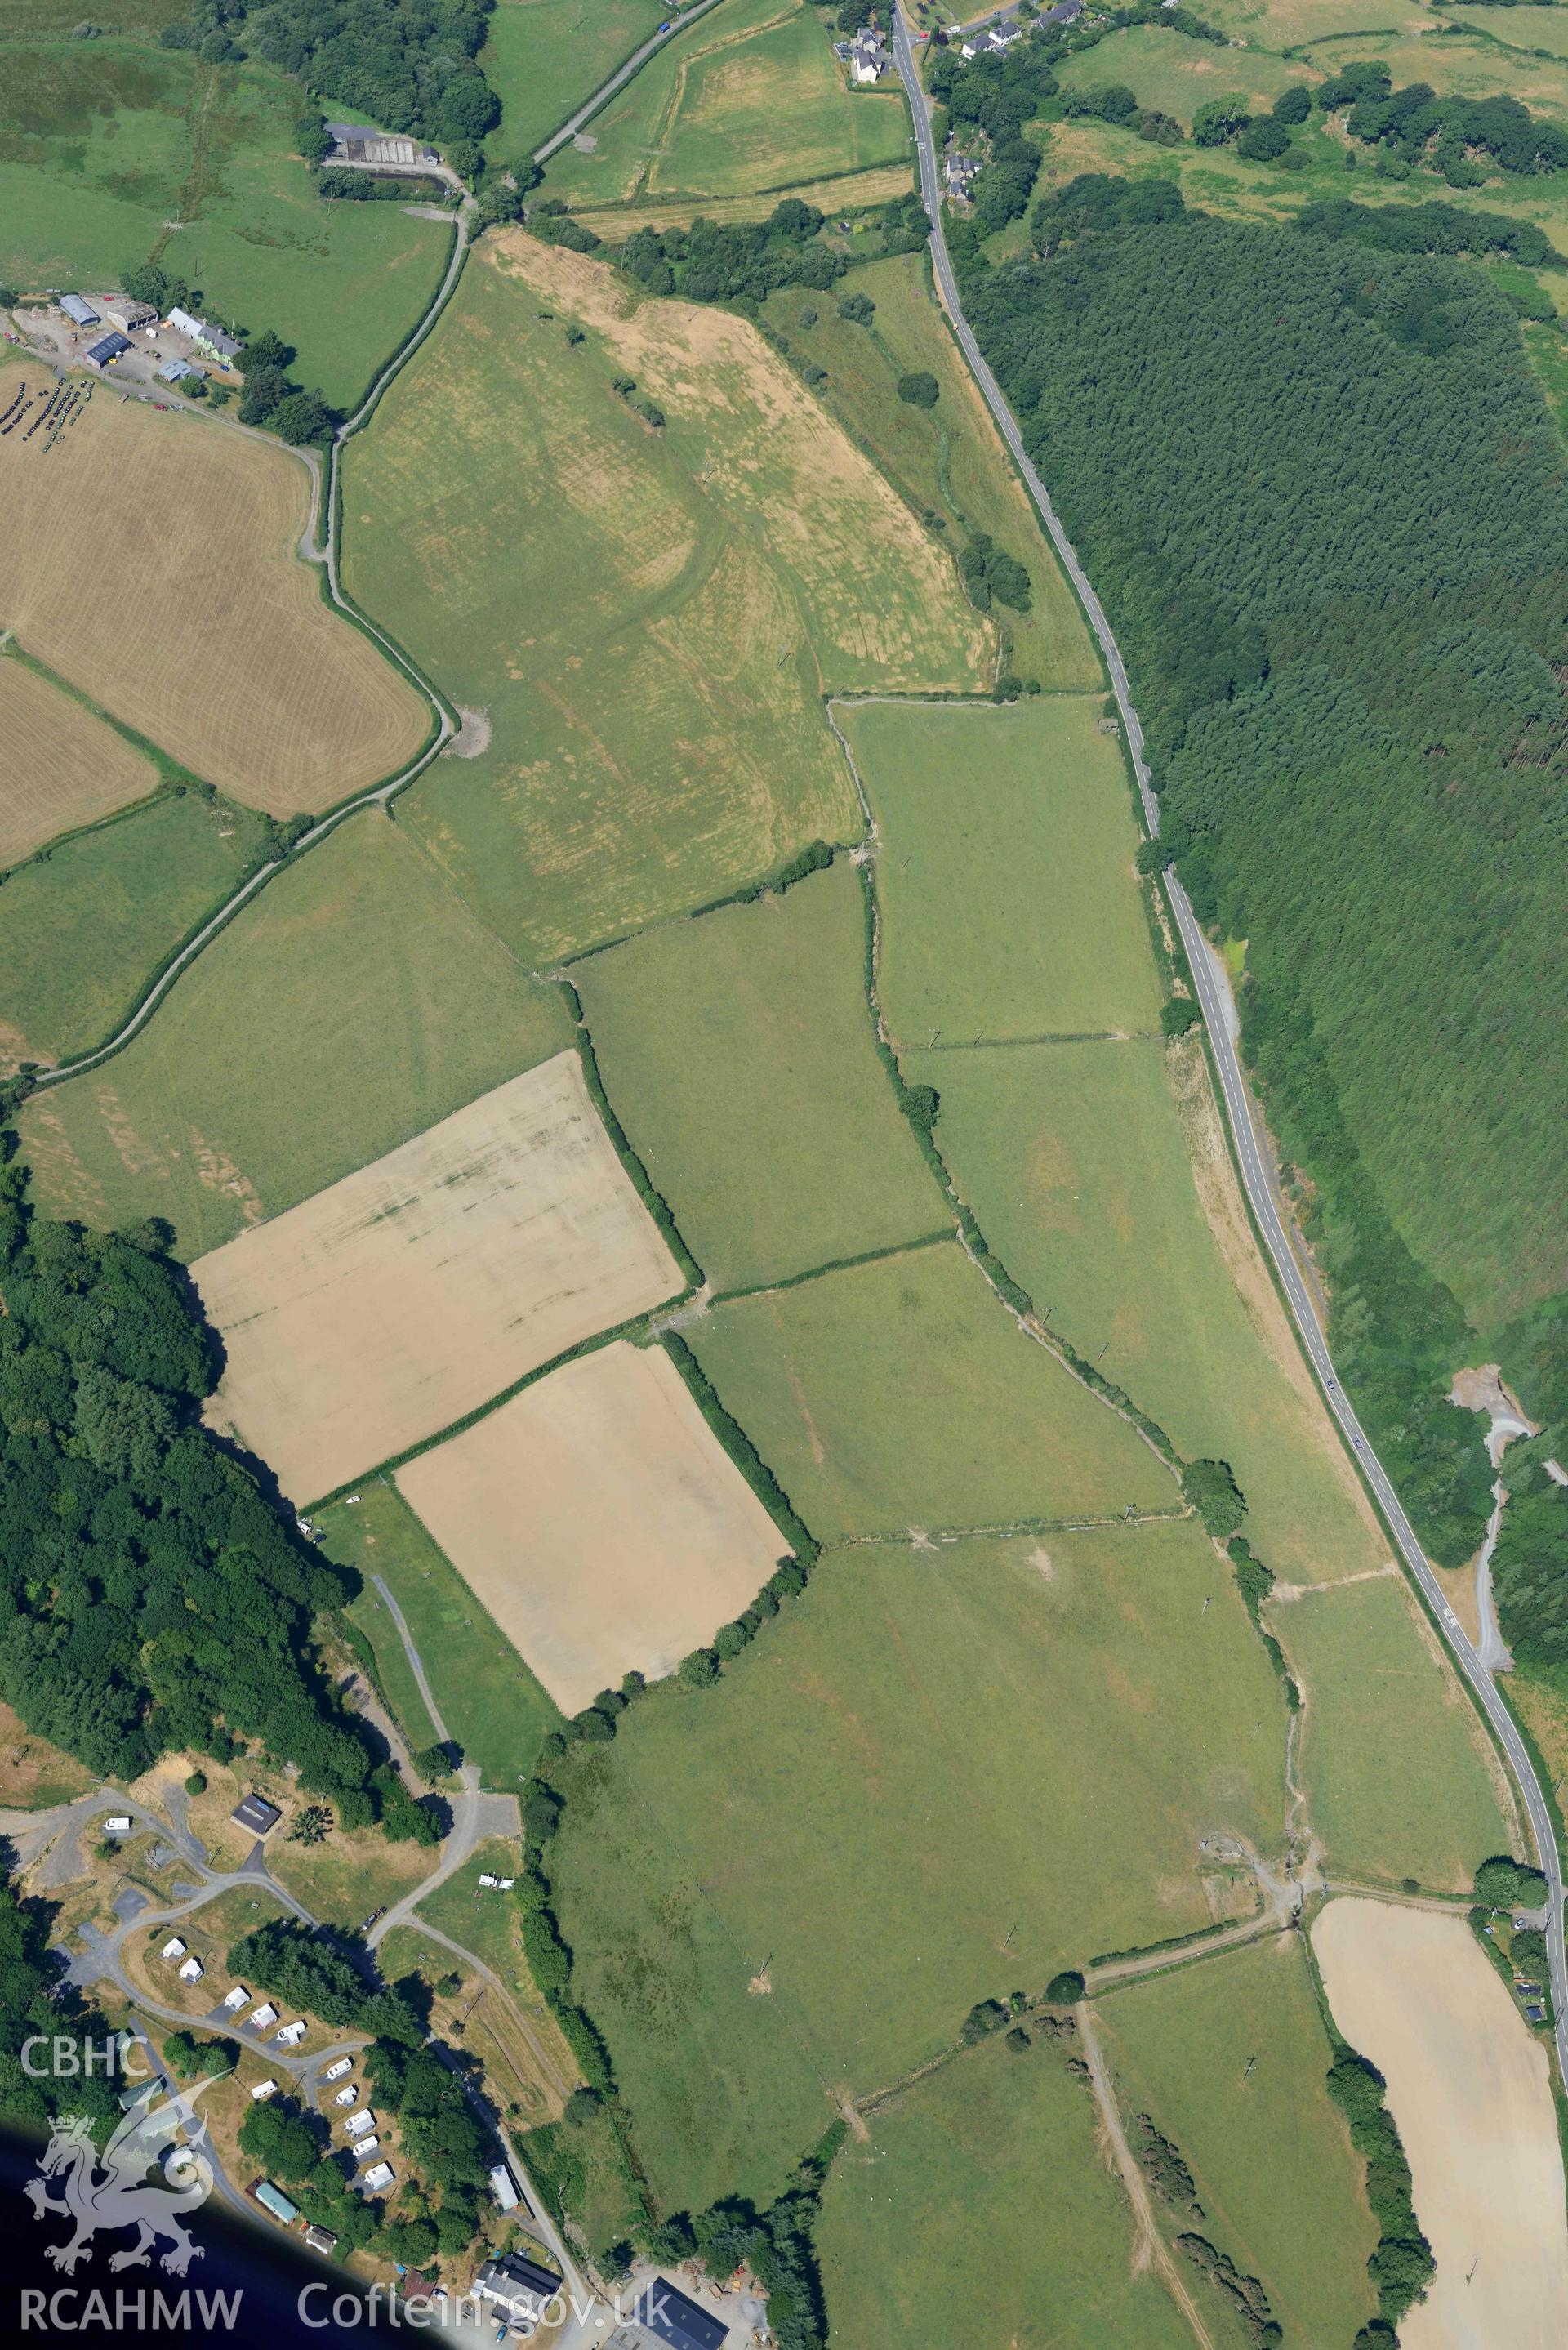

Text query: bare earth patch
(396, 1340), (786, 1713)
(445, 704), (492, 758)
(1314, 1897), (1568, 2350)
(194, 1052), (681, 1502)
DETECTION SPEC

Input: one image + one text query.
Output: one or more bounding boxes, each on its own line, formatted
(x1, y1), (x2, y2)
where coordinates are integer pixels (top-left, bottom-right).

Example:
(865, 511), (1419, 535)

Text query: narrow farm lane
(889, 0), (1568, 2077)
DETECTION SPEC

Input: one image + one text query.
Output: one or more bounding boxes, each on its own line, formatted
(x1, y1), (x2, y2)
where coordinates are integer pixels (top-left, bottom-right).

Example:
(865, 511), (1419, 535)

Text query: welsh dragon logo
(25, 2078), (216, 2276)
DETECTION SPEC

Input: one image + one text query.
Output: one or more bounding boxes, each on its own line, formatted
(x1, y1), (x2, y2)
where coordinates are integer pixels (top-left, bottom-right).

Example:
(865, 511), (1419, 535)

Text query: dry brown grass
(0, 656), (158, 864)
(1315, 1897), (1568, 2349)
(490, 233), (993, 692)
(194, 1051), (683, 1503)
(0, 1699), (94, 1808)
(576, 162), (914, 227)
(396, 1340), (786, 1713)
(0, 359), (427, 814)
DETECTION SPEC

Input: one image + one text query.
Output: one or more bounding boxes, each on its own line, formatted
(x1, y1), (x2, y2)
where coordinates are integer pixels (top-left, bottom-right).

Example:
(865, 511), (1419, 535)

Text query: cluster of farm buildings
(40, 289), (241, 384)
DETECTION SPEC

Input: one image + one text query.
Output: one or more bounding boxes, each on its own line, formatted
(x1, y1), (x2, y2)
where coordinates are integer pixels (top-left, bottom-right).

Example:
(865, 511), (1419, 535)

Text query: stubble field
(547, 1519), (1288, 2213)
(194, 1053), (682, 1503)
(0, 359), (429, 812)
(1315, 1897), (1568, 2350)
(0, 653), (157, 865)
(396, 1339), (788, 1712)
(20, 812), (573, 1252)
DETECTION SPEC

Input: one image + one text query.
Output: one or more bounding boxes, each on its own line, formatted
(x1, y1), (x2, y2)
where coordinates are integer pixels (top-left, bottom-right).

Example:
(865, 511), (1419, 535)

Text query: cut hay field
(196, 1055), (682, 1504)
(575, 861), (948, 1292)
(0, 358), (428, 814)
(906, 1033), (1388, 1586)
(820, 2031), (1192, 2350)
(1054, 25), (1315, 126)
(686, 1237), (1176, 1538)
(762, 253), (1098, 693)
(1097, 1935), (1378, 2346)
(1277, 1572), (1512, 1888)
(1200, 0), (1429, 40)
(346, 234), (987, 964)
(0, 786), (270, 1073)
(1315, 1897), (1568, 2350)
(0, 653), (158, 867)
(19, 811), (572, 1254)
(838, 696), (1161, 1043)
(543, 0), (907, 210)
(483, 0), (667, 163)
(396, 1340), (787, 1713)
(0, 45), (453, 410)
(327, 1481), (561, 1792)
(548, 1520), (1288, 2212)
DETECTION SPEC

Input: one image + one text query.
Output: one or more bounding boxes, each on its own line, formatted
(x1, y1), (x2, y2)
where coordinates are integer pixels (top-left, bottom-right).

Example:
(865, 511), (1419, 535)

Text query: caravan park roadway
(889, 0), (1568, 2080)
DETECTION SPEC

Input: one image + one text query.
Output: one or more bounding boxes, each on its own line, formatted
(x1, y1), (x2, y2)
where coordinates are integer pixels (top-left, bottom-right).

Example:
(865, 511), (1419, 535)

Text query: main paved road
(889, 2), (1568, 2074)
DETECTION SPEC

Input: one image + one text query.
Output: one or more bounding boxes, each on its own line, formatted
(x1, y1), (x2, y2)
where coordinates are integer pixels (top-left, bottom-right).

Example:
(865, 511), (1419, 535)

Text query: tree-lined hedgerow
(959, 187), (1568, 1568)
(1324, 2050), (1435, 2326)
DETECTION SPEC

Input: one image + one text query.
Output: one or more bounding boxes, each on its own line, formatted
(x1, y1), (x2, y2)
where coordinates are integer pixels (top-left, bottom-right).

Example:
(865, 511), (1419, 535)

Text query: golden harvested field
(194, 1052), (682, 1503)
(1315, 1897), (1568, 2350)
(0, 359), (427, 813)
(396, 1340), (786, 1713)
(488, 234), (991, 693)
(0, 655), (158, 864)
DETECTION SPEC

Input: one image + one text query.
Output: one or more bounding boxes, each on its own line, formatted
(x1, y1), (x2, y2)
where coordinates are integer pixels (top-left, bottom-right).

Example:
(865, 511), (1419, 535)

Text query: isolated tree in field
(1183, 1457), (1245, 1539)
(1045, 1968), (1085, 2003)
(898, 370), (939, 408)
(1193, 96), (1252, 148)
(837, 292), (875, 325)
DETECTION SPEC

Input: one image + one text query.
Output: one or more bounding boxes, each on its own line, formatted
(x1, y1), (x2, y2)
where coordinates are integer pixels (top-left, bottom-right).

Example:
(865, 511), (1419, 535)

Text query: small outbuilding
(361, 2161), (394, 2192)
(82, 332), (132, 370)
(254, 2179), (301, 2227)
(633, 2277), (730, 2350)
(60, 294), (100, 327)
(160, 1938), (187, 1963)
(177, 1956), (204, 1983)
(232, 1792), (283, 1837)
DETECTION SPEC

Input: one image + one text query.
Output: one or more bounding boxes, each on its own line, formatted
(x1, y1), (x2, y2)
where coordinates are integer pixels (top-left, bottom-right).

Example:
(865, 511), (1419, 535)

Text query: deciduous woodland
(964, 186), (1568, 1568)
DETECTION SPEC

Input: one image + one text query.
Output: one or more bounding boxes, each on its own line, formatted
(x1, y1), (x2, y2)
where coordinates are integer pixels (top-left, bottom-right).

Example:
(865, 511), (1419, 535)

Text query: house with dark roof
(82, 332), (132, 370)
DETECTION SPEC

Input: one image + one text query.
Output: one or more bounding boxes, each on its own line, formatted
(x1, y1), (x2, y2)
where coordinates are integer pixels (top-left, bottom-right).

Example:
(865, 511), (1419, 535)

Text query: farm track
(888, 0), (1568, 2081)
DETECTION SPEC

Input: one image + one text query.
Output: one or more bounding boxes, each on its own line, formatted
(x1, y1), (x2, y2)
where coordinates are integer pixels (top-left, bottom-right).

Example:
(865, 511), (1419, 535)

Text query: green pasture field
(549, 1520), (1288, 2212)
(838, 695), (1160, 1045)
(347, 238), (980, 963)
(819, 2031), (1192, 2350)
(484, 0), (669, 163)
(545, 0), (906, 209)
(763, 253), (1099, 692)
(575, 861), (948, 1293)
(1449, 2), (1568, 60)
(686, 1235), (1176, 1538)
(1197, 0), (1428, 39)
(1054, 24), (1314, 125)
(1098, 1935), (1379, 2346)
(906, 1036), (1386, 1587)
(18, 810), (572, 1255)
(1313, 26), (1568, 120)
(323, 1480), (563, 1793)
(416, 1839), (527, 1982)
(1278, 1571), (1511, 1890)
(0, 789), (270, 1072)
(0, 45), (450, 410)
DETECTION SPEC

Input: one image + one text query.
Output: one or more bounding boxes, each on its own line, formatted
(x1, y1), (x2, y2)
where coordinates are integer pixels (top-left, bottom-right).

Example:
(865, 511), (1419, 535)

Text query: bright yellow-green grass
(548, 1523), (1289, 2210)
(687, 1236), (1176, 1537)
(1098, 1936), (1379, 2346)
(483, 0), (668, 163)
(764, 253), (1099, 691)
(0, 47), (451, 412)
(1450, 2), (1568, 60)
(1055, 23), (1315, 125)
(905, 1036), (1385, 1586)
(1278, 1572), (1510, 1889)
(840, 695), (1160, 1044)
(545, 0), (907, 209)
(1198, 0), (1430, 41)
(819, 2032), (1193, 2350)
(345, 239), (912, 962)
(0, 790), (270, 1072)
(18, 811), (572, 1255)
(325, 1479), (562, 1793)
(575, 862), (948, 1292)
